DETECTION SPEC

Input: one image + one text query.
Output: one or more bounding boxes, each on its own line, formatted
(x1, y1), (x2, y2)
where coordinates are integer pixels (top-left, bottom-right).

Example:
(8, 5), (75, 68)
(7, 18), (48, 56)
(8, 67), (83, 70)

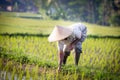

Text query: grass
(0, 12), (120, 36)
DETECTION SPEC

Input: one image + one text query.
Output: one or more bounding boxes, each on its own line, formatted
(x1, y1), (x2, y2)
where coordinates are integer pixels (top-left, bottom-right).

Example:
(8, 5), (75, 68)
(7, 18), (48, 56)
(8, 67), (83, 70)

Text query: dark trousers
(63, 48), (82, 65)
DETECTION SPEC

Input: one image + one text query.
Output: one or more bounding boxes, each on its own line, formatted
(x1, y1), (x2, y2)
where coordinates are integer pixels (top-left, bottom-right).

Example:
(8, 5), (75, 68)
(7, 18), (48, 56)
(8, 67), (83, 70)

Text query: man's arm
(57, 41), (64, 71)
(58, 50), (64, 71)
(70, 38), (80, 46)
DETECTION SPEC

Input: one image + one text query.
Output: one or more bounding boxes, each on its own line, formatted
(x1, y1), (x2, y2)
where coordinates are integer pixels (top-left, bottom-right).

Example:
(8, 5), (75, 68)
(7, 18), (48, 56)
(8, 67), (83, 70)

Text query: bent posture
(48, 23), (87, 71)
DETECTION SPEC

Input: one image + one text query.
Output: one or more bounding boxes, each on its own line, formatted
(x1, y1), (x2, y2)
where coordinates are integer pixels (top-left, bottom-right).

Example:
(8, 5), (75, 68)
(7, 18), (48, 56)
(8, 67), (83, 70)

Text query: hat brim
(48, 26), (72, 42)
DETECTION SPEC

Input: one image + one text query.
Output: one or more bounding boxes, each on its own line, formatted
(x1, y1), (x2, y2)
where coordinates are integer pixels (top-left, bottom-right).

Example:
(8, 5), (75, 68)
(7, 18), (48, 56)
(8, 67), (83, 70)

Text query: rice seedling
(0, 35), (120, 79)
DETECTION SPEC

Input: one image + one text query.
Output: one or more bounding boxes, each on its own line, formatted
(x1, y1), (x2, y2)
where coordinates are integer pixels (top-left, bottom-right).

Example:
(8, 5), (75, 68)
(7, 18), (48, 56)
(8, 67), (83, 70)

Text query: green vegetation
(1, 0), (120, 26)
(0, 36), (120, 79)
(0, 15), (120, 36)
(0, 12), (120, 79)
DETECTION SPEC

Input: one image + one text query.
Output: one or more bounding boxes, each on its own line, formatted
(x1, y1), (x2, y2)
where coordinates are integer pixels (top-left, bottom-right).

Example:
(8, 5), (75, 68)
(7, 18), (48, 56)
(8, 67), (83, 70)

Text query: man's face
(63, 37), (68, 40)
(61, 36), (72, 45)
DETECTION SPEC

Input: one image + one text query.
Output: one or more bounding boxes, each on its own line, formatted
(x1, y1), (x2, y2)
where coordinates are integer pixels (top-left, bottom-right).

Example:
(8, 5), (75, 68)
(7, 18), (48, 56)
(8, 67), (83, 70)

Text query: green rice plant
(0, 35), (120, 79)
(31, 65), (39, 80)
(0, 58), (2, 71)
(81, 72), (84, 80)
(11, 66), (16, 80)
(73, 72), (79, 80)
(3, 60), (13, 72)
(18, 70), (24, 80)
(25, 65), (30, 80)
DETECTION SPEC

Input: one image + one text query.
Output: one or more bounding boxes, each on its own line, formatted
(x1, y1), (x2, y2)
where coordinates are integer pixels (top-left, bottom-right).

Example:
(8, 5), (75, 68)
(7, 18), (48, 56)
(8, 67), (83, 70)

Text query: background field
(0, 12), (120, 36)
(0, 12), (120, 80)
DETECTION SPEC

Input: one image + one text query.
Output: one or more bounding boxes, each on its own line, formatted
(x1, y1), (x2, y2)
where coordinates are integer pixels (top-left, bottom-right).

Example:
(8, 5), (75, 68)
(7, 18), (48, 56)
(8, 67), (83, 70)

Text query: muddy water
(0, 71), (33, 80)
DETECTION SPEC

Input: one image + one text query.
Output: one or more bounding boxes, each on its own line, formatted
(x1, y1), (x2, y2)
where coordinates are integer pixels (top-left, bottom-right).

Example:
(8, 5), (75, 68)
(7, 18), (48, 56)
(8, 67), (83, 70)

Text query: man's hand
(71, 38), (80, 45)
(68, 38), (80, 50)
(68, 44), (74, 50)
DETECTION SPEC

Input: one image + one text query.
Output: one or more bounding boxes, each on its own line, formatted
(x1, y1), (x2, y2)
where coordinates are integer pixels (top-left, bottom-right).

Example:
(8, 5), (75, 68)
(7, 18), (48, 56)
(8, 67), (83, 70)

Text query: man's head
(48, 25), (72, 42)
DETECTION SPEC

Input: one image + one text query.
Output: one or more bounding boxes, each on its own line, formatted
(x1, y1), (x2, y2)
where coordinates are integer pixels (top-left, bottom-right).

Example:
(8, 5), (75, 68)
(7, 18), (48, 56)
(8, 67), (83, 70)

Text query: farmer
(48, 23), (87, 71)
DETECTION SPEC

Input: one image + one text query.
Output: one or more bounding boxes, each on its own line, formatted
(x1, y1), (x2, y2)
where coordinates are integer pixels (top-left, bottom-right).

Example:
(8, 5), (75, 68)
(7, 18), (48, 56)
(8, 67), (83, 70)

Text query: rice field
(0, 14), (120, 36)
(0, 35), (120, 80)
(0, 12), (120, 80)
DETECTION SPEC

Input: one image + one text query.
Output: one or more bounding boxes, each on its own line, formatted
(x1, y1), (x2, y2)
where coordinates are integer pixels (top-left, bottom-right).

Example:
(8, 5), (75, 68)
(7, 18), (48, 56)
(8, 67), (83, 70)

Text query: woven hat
(48, 25), (72, 42)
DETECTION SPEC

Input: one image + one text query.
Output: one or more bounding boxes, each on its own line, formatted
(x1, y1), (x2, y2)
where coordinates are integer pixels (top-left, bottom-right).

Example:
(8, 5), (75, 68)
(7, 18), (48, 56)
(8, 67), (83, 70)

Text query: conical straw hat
(48, 25), (72, 42)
